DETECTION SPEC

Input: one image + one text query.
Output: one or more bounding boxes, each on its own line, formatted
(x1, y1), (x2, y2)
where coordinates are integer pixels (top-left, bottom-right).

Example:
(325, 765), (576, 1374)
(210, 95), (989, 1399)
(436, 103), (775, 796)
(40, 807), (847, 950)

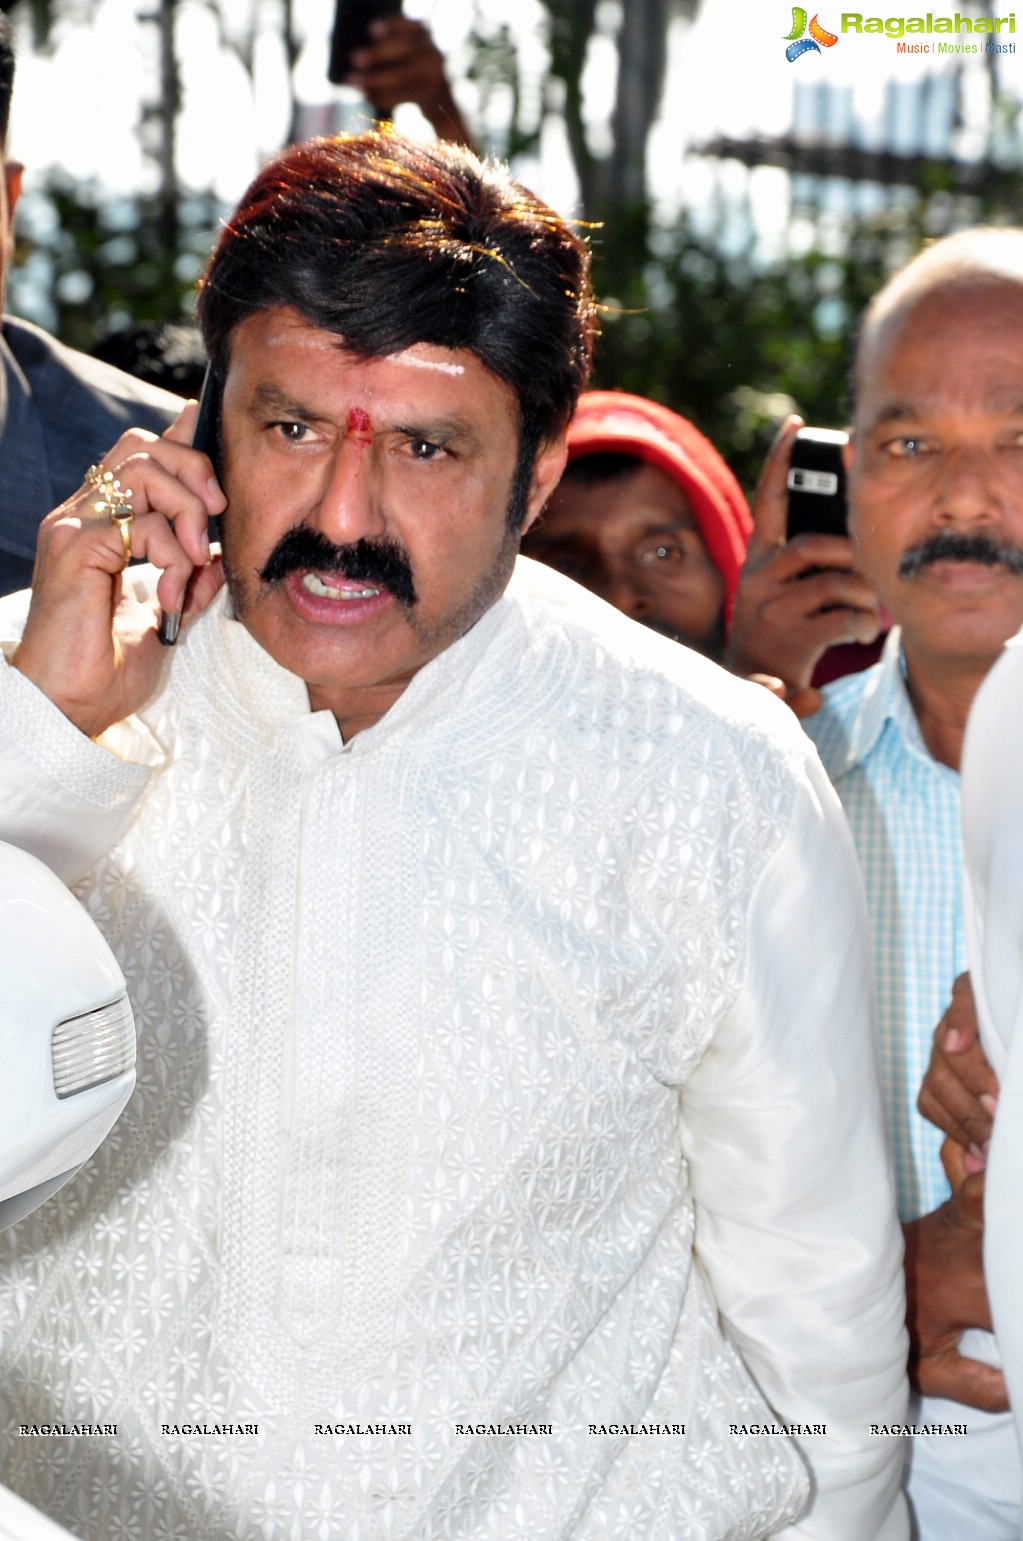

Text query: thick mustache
(258, 528), (417, 607)
(897, 528), (1023, 580)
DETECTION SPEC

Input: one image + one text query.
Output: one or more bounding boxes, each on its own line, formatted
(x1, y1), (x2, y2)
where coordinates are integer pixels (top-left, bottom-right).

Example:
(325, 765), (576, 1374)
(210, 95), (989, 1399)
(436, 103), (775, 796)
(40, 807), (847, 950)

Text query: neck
(308, 680), (411, 742)
(901, 638), (997, 771)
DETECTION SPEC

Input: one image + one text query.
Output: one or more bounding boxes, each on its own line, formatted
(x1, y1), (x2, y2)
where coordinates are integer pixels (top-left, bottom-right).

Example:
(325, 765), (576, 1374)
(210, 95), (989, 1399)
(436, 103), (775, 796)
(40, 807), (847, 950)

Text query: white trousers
(907, 1377), (1021, 1540)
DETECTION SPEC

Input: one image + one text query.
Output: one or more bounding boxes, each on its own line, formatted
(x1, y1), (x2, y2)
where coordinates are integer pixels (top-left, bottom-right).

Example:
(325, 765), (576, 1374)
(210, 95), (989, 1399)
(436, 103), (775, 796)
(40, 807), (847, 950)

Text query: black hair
(197, 129), (596, 525)
(0, 17), (13, 148)
(93, 321), (208, 398)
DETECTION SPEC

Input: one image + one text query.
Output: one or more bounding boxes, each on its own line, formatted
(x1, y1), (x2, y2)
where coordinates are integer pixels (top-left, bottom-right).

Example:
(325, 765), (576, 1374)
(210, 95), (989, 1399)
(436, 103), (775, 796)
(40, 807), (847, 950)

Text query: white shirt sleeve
(961, 631), (1023, 1473)
(680, 747), (910, 1540)
(0, 651), (161, 884)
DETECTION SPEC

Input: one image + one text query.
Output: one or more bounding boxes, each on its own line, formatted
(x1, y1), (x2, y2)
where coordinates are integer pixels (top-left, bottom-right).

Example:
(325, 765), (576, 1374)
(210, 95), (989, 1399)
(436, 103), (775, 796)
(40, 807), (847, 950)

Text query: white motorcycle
(0, 840), (136, 1541)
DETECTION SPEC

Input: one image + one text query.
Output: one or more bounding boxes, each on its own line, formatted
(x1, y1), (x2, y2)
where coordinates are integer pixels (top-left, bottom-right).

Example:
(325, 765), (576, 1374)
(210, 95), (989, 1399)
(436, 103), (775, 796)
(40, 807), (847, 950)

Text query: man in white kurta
(0, 129), (908, 1539)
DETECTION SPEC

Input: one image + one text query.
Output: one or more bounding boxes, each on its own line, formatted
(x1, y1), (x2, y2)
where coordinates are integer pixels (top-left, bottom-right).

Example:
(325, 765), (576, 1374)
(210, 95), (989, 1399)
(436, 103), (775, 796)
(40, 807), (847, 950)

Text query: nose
(307, 431), (387, 545)
(936, 446), (1004, 527)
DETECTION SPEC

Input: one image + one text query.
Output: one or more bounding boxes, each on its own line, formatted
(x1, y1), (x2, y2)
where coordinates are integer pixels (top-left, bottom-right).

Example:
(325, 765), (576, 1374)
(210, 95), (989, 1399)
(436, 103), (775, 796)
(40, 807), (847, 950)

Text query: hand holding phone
(328, 0), (404, 86)
(724, 415), (881, 697)
(13, 409), (225, 739)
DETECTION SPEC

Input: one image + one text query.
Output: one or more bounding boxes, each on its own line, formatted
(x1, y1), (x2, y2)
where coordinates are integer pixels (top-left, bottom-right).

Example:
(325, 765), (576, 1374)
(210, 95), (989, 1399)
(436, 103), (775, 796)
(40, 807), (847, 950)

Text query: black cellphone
(786, 427), (849, 540)
(157, 365), (224, 646)
(328, 0), (404, 84)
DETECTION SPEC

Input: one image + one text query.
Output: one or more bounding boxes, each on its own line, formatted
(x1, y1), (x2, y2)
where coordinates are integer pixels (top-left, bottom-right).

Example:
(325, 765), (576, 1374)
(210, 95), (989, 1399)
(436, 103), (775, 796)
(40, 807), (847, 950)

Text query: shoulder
(3, 316), (180, 432)
(510, 557), (817, 809)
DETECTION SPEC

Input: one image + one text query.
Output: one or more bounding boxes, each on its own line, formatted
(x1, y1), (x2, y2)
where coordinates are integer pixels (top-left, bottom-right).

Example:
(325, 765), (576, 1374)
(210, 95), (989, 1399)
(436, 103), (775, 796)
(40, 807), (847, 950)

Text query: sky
(7, 0), (1023, 320)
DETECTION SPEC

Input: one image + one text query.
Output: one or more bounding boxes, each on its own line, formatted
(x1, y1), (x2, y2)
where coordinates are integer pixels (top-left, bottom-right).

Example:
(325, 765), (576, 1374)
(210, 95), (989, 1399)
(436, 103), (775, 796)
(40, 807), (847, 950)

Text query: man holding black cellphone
(0, 128), (908, 1540)
(751, 229), (1023, 1538)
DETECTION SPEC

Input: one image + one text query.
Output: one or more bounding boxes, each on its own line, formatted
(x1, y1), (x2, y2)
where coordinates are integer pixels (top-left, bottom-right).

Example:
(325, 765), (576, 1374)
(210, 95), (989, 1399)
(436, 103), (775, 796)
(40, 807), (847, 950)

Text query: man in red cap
(522, 390), (751, 658)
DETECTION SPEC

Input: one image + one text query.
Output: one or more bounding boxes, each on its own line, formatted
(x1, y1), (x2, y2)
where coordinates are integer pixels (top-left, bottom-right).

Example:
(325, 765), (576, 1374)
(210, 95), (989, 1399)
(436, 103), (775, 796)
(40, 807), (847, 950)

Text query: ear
(519, 430), (568, 537)
(4, 160), (22, 228)
(842, 429), (855, 474)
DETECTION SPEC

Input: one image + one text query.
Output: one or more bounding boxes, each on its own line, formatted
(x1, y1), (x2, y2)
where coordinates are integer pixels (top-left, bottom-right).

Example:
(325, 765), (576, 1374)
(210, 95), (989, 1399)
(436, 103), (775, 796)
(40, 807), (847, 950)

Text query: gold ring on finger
(89, 466), (135, 570)
(106, 505), (134, 567)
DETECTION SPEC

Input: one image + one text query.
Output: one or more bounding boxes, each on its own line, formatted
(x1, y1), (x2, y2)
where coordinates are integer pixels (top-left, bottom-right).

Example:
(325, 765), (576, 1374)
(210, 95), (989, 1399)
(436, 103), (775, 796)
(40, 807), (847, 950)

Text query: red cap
(566, 391), (752, 629)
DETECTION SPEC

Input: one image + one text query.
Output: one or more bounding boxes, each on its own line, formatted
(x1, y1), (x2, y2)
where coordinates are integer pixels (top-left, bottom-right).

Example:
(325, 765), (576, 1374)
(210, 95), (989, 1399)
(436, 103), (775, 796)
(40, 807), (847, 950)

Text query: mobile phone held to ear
(158, 365), (223, 647)
(786, 427), (849, 540)
(328, 0), (404, 85)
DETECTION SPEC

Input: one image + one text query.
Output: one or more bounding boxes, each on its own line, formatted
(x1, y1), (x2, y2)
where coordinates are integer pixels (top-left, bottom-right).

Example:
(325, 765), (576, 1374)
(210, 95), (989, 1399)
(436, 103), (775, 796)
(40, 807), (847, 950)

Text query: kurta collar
(204, 572), (525, 761)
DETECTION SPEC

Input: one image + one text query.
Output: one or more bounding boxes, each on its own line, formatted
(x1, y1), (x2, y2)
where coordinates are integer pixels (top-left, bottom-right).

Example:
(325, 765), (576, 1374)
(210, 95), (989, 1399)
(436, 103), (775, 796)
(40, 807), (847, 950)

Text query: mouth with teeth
(283, 566), (397, 627)
(257, 530), (418, 624)
(301, 573), (382, 601)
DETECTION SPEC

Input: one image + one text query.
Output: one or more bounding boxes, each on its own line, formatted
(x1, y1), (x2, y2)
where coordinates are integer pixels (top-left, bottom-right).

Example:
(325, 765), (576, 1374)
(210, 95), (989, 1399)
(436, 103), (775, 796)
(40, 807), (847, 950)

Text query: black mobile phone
(328, 0), (404, 85)
(786, 427), (849, 540)
(158, 365), (224, 646)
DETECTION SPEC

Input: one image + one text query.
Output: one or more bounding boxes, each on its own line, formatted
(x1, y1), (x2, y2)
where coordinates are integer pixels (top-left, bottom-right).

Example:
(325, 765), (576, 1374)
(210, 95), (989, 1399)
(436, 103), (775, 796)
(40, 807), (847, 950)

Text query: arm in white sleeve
(0, 650), (162, 884)
(680, 748), (909, 1540)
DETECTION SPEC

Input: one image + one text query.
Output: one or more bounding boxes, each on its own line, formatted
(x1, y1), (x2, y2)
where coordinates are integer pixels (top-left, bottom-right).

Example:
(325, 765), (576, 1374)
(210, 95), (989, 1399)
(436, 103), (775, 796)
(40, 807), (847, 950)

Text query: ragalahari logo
(784, 8), (840, 58)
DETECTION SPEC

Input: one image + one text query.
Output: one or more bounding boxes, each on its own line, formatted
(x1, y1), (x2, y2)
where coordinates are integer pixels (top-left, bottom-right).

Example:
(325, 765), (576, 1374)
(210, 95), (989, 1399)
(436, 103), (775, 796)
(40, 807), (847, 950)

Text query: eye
(272, 421), (313, 443)
(407, 437), (445, 461)
(885, 436), (927, 458)
(636, 537), (686, 567)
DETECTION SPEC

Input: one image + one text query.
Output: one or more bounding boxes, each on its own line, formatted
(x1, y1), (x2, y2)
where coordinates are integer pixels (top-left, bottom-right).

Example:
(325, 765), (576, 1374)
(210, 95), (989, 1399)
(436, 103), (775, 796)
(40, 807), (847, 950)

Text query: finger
(117, 474), (210, 575)
(110, 448), (225, 572)
(951, 1171), (987, 1231)
(941, 1135), (973, 1189)
(762, 603), (880, 661)
(107, 509), (202, 616)
(784, 685), (823, 719)
(182, 553), (225, 620)
(749, 415), (804, 551)
(355, 65), (435, 107)
(919, 1057), (996, 1150)
(913, 1351), (1009, 1413)
(784, 531), (872, 572)
(775, 566), (881, 618)
(368, 15), (423, 42)
(942, 974), (986, 1057)
(351, 19), (430, 69)
(163, 400), (199, 445)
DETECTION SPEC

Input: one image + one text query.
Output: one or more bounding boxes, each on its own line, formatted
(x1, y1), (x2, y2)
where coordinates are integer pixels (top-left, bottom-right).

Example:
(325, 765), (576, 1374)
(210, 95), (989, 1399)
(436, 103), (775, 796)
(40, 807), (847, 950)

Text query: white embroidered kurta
(0, 559), (908, 1540)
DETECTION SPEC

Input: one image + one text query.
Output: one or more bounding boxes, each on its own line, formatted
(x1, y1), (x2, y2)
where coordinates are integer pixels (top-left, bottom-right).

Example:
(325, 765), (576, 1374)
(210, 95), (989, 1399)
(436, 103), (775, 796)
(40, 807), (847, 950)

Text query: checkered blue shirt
(804, 629), (964, 1221)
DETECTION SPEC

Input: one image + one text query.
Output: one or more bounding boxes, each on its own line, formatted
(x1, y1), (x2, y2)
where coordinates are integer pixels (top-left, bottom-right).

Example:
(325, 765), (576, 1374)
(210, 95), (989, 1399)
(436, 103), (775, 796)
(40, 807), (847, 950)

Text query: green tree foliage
(7, 0), (1023, 497)
(12, 175), (218, 353)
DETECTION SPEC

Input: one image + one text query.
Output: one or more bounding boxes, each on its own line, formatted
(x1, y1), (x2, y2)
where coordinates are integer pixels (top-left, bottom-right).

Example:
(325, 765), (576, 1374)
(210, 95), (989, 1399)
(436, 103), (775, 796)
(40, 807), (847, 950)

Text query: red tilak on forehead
(348, 406), (371, 434)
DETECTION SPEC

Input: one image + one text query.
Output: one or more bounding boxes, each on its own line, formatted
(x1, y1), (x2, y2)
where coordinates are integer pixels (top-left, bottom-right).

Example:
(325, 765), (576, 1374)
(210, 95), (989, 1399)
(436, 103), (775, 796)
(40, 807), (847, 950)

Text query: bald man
(801, 229), (1023, 1536)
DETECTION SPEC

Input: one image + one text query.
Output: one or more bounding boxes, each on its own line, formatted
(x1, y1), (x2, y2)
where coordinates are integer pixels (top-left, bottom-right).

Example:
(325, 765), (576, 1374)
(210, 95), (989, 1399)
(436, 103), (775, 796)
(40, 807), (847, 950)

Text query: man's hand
(903, 1174), (1008, 1411)
(724, 415), (882, 714)
(12, 404), (226, 740)
(346, 18), (474, 147)
(918, 972), (999, 1175)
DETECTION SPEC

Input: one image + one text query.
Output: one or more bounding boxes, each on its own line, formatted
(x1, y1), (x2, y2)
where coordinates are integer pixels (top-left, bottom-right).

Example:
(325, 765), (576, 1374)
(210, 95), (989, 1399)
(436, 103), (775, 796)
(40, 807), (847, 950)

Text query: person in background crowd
(522, 390), (752, 658)
(726, 413), (884, 711)
(92, 320), (208, 400)
(342, 14), (475, 148)
(0, 127), (907, 1540)
(0, 17), (178, 596)
(920, 633), (1023, 1481)
(801, 227), (1023, 1538)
